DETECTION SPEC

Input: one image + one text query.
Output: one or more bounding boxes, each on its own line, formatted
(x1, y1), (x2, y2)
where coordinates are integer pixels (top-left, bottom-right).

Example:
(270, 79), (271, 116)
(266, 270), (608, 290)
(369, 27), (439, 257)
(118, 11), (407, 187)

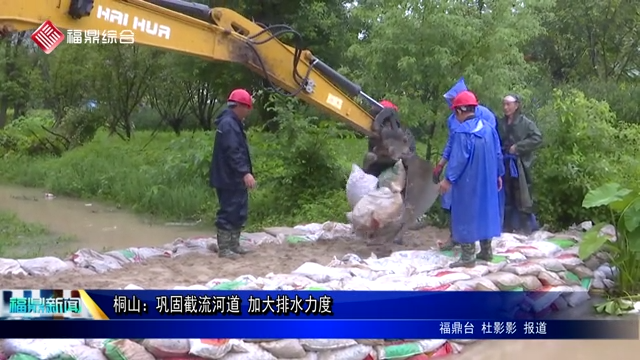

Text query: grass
(0, 211), (77, 258)
(0, 127), (446, 231)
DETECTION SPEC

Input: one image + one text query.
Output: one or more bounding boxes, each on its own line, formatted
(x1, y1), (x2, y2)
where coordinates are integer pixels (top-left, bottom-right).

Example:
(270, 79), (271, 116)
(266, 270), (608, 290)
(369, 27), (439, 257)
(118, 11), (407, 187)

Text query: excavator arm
(0, 0), (391, 135)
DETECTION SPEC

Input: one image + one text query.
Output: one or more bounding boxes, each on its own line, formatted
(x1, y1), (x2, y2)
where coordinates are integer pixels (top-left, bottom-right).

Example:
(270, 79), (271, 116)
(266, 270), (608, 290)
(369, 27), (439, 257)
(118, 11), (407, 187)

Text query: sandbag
(376, 340), (446, 359)
(483, 272), (523, 291)
(104, 340), (154, 360)
(56, 346), (108, 360)
(346, 164), (379, 209)
(377, 160), (406, 193)
(351, 187), (403, 232)
(4, 340), (85, 359)
(141, 339), (190, 358)
(259, 340), (306, 358)
(189, 340), (239, 359)
(317, 344), (372, 360)
(17, 257), (72, 276)
(218, 343), (276, 360)
(299, 340), (357, 352)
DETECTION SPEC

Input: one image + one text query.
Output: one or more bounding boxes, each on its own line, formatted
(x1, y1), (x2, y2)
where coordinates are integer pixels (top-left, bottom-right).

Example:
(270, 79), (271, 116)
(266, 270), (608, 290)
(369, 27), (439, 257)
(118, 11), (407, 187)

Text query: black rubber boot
(230, 230), (251, 255)
(519, 212), (532, 236)
(217, 229), (240, 260)
(450, 243), (476, 268)
(476, 240), (493, 261)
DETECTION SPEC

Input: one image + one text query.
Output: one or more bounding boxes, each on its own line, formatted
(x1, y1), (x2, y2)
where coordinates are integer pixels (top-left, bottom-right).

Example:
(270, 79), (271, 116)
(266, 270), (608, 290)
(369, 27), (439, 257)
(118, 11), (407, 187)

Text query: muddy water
(0, 185), (208, 252)
(0, 185), (638, 358)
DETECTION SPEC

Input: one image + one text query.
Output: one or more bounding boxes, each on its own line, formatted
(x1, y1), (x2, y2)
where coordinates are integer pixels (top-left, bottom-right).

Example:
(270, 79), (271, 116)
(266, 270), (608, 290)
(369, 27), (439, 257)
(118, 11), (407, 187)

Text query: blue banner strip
(0, 319), (636, 339)
(81, 290), (551, 319)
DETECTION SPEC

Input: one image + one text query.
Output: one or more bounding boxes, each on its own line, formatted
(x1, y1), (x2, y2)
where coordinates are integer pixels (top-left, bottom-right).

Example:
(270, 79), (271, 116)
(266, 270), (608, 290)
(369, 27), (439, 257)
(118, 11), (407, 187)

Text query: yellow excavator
(0, 0), (439, 241)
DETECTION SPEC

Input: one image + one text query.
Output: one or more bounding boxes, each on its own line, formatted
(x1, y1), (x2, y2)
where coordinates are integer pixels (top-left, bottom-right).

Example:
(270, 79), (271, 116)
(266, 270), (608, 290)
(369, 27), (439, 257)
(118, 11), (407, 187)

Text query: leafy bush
(0, 101), (358, 230)
(533, 89), (640, 229)
(580, 183), (640, 314)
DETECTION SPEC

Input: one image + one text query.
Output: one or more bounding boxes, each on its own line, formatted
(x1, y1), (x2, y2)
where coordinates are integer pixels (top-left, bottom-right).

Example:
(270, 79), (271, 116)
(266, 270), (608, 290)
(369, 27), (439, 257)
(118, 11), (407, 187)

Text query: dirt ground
(0, 228), (447, 289)
(2, 185), (639, 359)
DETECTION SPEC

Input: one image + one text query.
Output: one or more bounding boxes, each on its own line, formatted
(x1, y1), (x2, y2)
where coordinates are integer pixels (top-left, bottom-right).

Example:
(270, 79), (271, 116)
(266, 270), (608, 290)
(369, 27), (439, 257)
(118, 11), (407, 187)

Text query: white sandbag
(520, 275), (543, 290)
(502, 262), (545, 276)
(259, 340), (306, 358)
(16, 256), (72, 276)
(141, 339), (190, 358)
(346, 164), (379, 208)
(219, 343), (276, 360)
(554, 253), (583, 269)
(58, 345), (108, 360)
(317, 344), (373, 360)
(299, 340), (357, 352)
(262, 274), (320, 290)
(377, 160), (406, 193)
(527, 241), (563, 257)
(292, 262), (352, 283)
(0, 258), (27, 275)
(351, 187), (403, 231)
(537, 270), (566, 287)
(529, 258), (566, 272)
(85, 340), (111, 350)
(453, 277), (500, 291)
(189, 339), (241, 359)
(104, 247), (169, 265)
(69, 249), (124, 273)
(483, 272), (524, 290)
(4, 339), (85, 359)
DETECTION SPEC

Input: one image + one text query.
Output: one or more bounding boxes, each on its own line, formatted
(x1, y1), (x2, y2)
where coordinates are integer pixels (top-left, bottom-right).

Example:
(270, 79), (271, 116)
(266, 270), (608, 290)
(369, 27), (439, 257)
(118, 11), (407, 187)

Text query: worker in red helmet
(209, 88), (256, 259)
(438, 90), (504, 267)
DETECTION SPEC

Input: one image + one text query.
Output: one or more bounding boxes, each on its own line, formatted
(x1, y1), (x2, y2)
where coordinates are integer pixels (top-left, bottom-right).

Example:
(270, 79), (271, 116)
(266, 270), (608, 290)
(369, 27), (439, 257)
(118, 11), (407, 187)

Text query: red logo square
(31, 21), (65, 54)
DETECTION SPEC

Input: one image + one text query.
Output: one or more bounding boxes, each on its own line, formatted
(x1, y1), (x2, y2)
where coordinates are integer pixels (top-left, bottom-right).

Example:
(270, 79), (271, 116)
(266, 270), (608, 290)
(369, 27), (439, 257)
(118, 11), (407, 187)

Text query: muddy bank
(0, 185), (207, 252)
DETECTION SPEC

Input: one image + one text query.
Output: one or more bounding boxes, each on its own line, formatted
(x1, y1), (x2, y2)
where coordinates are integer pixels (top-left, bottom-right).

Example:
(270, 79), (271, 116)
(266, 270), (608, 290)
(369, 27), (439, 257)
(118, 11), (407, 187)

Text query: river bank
(0, 185), (637, 360)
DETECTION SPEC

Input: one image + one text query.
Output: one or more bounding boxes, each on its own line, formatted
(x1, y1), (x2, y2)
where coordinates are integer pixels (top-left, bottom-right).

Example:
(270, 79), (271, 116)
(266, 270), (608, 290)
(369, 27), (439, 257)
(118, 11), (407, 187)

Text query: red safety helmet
(379, 100), (398, 111)
(451, 91), (479, 109)
(228, 89), (253, 109)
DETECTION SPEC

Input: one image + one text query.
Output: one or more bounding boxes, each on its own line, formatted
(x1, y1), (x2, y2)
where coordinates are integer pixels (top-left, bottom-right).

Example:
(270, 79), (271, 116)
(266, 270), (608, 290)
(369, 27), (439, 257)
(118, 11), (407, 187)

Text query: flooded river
(0, 185), (207, 252)
(0, 184), (637, 358)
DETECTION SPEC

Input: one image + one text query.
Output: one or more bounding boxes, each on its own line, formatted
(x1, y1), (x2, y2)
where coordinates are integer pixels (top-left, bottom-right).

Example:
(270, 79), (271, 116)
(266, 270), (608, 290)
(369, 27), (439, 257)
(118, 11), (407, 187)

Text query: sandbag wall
(0, 338), (463, 360)
(0, 230), (617, 360)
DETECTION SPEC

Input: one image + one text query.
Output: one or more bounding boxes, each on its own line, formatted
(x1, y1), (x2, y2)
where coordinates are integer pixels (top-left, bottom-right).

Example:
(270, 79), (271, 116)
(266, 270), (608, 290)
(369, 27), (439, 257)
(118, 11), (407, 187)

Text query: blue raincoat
(446, 116), (504, 243)
(441, 78), (500, 214)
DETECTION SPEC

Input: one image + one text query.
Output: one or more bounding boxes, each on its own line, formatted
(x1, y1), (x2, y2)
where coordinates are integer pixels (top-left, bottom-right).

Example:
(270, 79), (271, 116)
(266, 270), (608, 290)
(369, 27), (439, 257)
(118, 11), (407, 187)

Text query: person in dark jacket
(209, 89), (257, 259)
(497, 94), (543, 235)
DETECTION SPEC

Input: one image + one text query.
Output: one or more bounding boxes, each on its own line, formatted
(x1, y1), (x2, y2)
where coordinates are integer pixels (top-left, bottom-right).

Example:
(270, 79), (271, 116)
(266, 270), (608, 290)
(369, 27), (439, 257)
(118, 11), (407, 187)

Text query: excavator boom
(0, 0), (380, 135)
(0, 0), (440, 240)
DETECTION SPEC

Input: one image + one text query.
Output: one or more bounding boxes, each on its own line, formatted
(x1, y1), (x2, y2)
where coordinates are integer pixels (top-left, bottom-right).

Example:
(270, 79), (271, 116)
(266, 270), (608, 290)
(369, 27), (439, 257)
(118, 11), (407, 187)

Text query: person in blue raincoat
(210, 89), (257, 259)
(432, 78), (503, 249)
(438, 90), (503, 267)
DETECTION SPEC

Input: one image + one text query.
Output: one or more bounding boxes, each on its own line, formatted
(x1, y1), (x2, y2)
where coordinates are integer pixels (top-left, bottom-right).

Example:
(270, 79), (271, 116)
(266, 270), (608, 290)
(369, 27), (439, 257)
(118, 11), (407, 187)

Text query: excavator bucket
(401, 154), (440, 228)
(358, 107), (440, 244)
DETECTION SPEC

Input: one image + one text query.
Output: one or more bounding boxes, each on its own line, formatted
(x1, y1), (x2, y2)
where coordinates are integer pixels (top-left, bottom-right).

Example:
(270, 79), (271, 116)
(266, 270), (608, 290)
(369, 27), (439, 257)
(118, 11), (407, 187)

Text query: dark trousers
(215, 188), (249, 230)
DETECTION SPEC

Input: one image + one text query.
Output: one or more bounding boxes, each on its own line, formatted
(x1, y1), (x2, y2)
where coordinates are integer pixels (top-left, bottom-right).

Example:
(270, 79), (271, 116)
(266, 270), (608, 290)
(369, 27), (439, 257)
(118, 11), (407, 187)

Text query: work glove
(432, 163), (444, 184)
